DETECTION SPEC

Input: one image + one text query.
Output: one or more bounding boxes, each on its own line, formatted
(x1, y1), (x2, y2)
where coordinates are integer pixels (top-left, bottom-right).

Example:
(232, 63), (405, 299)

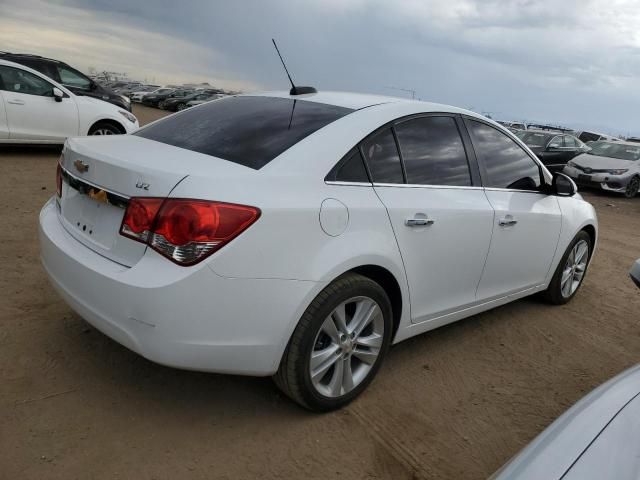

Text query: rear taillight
(56, 163), (62, 197)
(120, 198), (260, 266)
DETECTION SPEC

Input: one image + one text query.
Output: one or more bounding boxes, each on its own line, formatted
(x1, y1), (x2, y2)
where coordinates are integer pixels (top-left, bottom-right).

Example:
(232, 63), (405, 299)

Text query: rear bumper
(39, 198), (321, 376)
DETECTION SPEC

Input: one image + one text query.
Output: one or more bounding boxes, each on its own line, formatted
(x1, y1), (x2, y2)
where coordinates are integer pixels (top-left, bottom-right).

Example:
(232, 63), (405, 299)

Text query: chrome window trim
(372, 182), (483, 191)
(483, 187), (546, 194)
(325, 180), (373, 187)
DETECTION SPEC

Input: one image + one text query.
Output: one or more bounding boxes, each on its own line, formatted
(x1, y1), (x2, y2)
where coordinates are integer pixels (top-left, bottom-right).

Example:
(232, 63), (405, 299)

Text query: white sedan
(0, 59), (138, 143)
(39, 91), (597, 411)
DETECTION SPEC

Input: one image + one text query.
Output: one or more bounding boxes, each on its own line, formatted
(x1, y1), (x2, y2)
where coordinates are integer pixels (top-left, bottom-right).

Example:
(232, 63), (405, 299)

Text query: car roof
(0, 51), (64, 65)
(247, 90), (479, 115)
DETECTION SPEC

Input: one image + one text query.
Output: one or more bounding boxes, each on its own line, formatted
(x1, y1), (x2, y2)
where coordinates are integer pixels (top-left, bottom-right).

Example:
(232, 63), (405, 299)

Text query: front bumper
(563, 166), (634, 193)
(39, 198), (321, 376)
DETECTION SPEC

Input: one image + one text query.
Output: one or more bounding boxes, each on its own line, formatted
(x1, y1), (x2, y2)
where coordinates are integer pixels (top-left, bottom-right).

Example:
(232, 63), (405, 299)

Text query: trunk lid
(58, 135), (253, 267)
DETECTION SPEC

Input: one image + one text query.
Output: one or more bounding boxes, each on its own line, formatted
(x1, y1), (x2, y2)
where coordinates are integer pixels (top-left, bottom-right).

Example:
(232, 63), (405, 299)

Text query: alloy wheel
(91, 128), (115, 135)
(625, 177), (639, 198)
(560, 239), (589, 298)
(309, 296), (384, 398)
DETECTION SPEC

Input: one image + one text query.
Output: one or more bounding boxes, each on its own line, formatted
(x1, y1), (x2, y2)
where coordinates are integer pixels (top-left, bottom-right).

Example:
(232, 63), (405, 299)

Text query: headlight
(118, 110), (137, 123)
(120, 95), (130, 104)
(608, 169), (628, 175)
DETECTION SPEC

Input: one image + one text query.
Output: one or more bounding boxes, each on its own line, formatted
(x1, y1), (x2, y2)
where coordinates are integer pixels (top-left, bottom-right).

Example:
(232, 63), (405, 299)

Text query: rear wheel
(88, 121), (123, 136)
(274, 273), (393, 411)
(542, 231), (591, 304)
(624, 176), (640, 198)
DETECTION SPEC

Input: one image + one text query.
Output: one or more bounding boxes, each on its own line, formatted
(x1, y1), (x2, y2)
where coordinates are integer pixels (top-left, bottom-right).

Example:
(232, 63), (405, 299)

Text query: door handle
(7, 99), (25, 105)
(405, 218), (435, 227)
(498, 217), (518, 227)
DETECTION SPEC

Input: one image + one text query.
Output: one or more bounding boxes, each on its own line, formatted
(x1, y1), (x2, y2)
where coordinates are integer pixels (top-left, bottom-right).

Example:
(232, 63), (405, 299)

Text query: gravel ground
(1, 105), (640, 479)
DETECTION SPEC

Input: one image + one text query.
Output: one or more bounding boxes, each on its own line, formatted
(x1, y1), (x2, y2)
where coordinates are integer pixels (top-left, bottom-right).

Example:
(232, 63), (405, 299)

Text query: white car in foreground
(0, 59), (138, 143)
(39, 91), (597, 411)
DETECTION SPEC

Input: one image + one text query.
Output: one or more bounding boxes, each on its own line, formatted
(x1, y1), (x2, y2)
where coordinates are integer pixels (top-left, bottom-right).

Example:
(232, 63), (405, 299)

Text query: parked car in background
(142, 88), (193, 108)
(0, 52), (132, 112)
(492, 363), (640, 480)
(39, 91), (597, 411)
(625, 136), (640, 144)
(516, 131), (589, 171)
(112, 82), (141, 93)
(564, 140), (640, 197)
(131, 87), (172, 103)
(161, 91), (217, 111)
(186, 94), (223, 108)
(574, 130), (621, 144)
(0, 59), (138, 143)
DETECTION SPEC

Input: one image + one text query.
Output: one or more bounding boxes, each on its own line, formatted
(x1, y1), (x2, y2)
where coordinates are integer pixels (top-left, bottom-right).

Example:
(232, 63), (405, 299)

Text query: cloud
(2, 0), (640, 134)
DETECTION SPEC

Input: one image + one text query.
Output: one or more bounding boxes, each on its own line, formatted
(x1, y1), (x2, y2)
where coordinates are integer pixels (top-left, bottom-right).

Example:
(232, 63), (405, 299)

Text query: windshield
(587, 141), (640, 161)
(135, 96), (353, 169)
(515, 131), (554, 147)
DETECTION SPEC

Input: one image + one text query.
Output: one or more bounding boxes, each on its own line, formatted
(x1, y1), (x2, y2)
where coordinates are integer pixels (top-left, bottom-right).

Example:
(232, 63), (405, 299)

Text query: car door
(562, 135), (583, 162)
(0, 65), (78, 141)
(0, 89), (8, 139)
(366, 116), (494, 323)
(539, 134), (566, 171)
(464, 118), (562, 300)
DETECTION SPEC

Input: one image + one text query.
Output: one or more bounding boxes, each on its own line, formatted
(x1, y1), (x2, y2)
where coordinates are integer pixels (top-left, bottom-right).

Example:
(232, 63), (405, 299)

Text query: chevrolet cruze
(39, 91), (598, 411)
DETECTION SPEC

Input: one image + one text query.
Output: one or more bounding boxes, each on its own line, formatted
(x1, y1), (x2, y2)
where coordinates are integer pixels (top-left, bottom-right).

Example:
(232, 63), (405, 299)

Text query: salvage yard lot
(2, 105), (640, 480)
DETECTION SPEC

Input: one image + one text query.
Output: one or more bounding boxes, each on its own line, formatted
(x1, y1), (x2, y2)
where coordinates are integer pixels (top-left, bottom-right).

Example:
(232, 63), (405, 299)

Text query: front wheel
(274, 273), (393, 411)
(624, 176), (640, 198)
(542, 231), (591, 304)
(176, 103), (187, 111)
(88, 122), (123, 136)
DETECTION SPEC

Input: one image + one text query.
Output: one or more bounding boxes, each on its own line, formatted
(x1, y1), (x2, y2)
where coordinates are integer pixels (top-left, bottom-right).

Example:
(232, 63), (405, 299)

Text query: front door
(363, 116), (494, 323)
(465, 118), (562, 300)
(0, 65), (78, 141)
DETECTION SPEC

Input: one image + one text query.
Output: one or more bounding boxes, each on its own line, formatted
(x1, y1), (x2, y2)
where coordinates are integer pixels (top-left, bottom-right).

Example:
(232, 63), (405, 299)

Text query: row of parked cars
(498, 122), (640, 198)
(92, 78), (227, 111)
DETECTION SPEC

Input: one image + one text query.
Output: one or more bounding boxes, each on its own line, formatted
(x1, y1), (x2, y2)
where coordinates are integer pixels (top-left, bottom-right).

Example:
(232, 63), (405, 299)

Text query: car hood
(572, 153), (637, 170)
(492, 364), (640, 480)
(75, 95), (123, 111)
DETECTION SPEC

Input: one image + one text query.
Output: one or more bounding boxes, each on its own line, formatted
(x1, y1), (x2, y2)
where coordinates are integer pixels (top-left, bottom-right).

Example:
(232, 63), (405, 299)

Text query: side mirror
(52, 87), (64, 102)
(631, 259), (640, 289)
(553, 172), (577, 197)
(547, 143), (562, 151)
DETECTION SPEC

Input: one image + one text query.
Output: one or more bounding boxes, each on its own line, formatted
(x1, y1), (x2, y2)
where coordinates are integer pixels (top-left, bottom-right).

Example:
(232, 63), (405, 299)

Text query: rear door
(367, 115), (494, 323)
(465, 119), (562, 300)
(0, 65), (78, 141)
(0, 90), (8, 138)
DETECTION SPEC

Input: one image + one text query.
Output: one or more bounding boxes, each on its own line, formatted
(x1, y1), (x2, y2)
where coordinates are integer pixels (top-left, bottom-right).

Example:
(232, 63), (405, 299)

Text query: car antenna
(271, 39), (317, 96)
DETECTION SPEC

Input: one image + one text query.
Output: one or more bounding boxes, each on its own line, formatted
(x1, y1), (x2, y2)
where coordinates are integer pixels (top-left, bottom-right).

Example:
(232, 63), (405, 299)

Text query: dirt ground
(2, 105), (640, 480)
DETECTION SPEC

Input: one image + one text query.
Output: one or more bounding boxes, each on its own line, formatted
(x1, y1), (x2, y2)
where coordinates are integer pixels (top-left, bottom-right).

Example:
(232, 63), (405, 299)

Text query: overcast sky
(2, 0), (640, 135)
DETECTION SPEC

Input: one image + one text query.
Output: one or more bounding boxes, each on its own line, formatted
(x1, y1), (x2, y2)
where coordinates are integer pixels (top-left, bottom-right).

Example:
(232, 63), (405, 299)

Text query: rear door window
(394, 116), (471, 186)
(135, 96), (353, 169)
(361, 128), (404, 183)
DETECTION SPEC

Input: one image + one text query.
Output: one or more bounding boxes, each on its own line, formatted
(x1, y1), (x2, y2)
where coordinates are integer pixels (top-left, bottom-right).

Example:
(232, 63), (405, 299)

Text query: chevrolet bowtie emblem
(74, 159), (89, 173)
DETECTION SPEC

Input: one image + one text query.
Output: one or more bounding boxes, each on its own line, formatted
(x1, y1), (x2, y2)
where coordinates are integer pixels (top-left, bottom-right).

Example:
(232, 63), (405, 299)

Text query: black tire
(176, 103), (187, 111)
(88, 121), (123, 136)
(541, 230), (592, 305)
(274, 273), (393, 411)
(624, 176), (640, 198)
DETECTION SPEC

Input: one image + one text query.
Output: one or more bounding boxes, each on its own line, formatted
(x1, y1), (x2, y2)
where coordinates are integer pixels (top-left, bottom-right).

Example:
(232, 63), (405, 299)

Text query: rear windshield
(135, 96), (354, 169)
